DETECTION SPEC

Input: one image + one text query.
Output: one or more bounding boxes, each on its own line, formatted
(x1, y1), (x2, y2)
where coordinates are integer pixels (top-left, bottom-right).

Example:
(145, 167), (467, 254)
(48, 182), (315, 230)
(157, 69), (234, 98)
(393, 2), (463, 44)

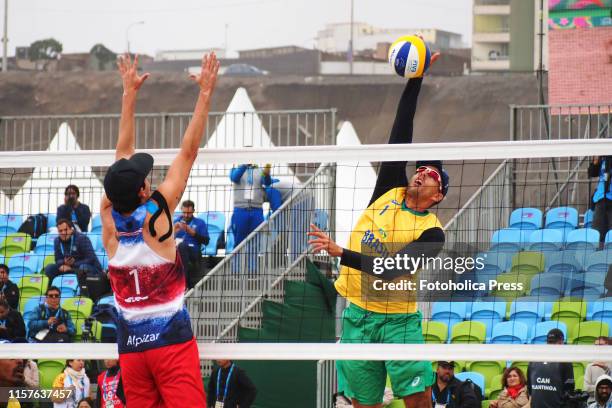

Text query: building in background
(315, 23), (463, 54)
(472, 0), (548, 72)
(547, 0), (612, 105)
(155, 48), (227, 60)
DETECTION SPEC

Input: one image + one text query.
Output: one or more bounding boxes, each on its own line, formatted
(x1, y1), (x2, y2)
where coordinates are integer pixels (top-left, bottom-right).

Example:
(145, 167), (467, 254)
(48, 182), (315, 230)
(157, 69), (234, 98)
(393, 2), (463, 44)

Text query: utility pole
(2, 0), (8, 72)
(126, 21), (145, 54)
(348, 0), (354, 75)
(225, 23), (229, 57)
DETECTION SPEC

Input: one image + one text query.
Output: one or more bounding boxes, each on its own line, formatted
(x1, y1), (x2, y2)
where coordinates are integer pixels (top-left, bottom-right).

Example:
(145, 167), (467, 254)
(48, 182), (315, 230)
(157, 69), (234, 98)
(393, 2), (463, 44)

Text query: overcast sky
(6, 0), (473, 57)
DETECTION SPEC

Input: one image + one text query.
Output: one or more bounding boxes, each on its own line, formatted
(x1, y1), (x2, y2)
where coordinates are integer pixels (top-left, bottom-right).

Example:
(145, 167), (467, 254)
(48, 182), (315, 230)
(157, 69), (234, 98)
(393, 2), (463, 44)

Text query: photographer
(588, 375), (612, 408)
(588, 156), (612, 244)
(57, 184), (91, 233)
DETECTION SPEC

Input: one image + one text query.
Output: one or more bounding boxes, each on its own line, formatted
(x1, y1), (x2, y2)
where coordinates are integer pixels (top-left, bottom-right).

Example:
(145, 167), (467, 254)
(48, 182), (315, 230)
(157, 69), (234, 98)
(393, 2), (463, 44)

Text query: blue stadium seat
(528, 229), (564, 252)
(531, 321), (568, 344)
(85, 233), (103, 252)
(584, 209), (594, 229)
(51, 274), (79, 297)
(530, 273), (566, 298)
(97, 295), (115, 307)
(0, 214), (22, 236)
(455, 372), (485, 398)
(490, 229), (523, 253)
(605, 231), (612, 250)
(545, 207), (578, 230)
(545, 251), (582, 275)
(480, 251), (513, 275)
(566, 228), (600, 251)
(7, 252), (42, 276)
(583, 250), (612, 274)
(509, 298), (548, 326)
(90, 214), (102, 234)
(491, 321), (530, 344)
(46, 213), (57, 231)
(468, 301), (506, 341)
(590, 300), (612, 327)
(200, 211), (226, 256)
(432, 302), (469, 338)
(34, 233), (57, 256)
(509, 208), (543, 230)
(96, 251), (109, 271)
(21, 295), (45, 321)
(566, 272), (606, 299)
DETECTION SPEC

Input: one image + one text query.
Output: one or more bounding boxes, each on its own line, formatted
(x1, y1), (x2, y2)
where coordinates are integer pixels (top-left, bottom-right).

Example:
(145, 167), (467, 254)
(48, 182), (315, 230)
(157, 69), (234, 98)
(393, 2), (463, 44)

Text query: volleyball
(388, 35), (432, 78)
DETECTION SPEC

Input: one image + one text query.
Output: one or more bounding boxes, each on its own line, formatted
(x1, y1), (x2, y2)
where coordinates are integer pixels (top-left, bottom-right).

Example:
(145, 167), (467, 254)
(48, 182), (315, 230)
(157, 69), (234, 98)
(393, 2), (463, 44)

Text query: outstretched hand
(307, 224), (343, 257)
(189, 52), (220, 96)
(117, 53), (150, 93)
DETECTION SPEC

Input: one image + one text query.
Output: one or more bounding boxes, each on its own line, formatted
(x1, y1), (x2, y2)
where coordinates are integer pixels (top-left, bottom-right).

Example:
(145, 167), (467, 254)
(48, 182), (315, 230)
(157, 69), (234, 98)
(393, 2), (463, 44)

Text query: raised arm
(115, 54), (150, 160)
(157, 53), (220, 211)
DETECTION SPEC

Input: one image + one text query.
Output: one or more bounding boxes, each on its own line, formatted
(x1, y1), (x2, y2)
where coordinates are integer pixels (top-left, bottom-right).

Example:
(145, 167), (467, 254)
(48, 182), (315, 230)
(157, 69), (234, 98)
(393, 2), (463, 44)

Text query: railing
(185, 163), (334, 343)
(0, 109), (337, 151)
(316, 359), (337, 408)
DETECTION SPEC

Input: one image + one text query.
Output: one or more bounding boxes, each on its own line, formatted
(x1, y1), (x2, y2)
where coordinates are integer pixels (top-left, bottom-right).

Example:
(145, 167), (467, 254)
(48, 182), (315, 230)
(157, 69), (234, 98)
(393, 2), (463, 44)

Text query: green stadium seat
(576, 374), (584, 391)
(18, 274), (49, 299)
(510, 361), (529, 376)
(491, 273), (530, 298)
(570, 321), (609, 345)
(551, 299), (587, 331)
(422, 320), (448, 344)
(74, 318), (102, 342)
(467, 361), (505, 393)
(482, 400), (491, 408)
(510, 251), (545, 275)
(0, 233), (32, 260)
(451, 321), (486, 344)
(37, 359), (65, 389)
(431, 360), (466, 373)
(573, 362), (587, 382)
(61, 297), (93, 321)
(487, 373), (504, 400)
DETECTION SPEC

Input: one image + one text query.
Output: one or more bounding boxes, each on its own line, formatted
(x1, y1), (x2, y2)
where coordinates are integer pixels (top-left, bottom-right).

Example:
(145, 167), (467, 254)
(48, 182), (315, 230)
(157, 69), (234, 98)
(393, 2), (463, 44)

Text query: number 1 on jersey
(129, 269), (141, 295)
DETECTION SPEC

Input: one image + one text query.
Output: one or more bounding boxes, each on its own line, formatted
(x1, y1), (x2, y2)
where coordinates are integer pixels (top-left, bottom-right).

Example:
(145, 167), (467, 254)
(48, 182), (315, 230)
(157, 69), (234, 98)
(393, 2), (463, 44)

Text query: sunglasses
(416, 166), (442, 189)
(47, 294), (60, 298)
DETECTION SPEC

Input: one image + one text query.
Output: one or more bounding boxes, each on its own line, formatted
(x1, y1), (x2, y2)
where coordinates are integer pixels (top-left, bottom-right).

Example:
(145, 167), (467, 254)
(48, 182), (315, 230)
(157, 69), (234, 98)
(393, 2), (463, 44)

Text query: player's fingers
(309, 223), (321, 232)
(134, 54), (140, 68)
(141, 73), (151, 83)
(431, 52), (441, 64)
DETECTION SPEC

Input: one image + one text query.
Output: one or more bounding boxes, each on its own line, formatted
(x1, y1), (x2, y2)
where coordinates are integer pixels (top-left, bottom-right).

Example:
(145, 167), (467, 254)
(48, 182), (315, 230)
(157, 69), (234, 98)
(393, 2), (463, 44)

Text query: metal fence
(185, 163), (334, 343)
(316, 360), (337, 408)
(0, 110), (337, 151)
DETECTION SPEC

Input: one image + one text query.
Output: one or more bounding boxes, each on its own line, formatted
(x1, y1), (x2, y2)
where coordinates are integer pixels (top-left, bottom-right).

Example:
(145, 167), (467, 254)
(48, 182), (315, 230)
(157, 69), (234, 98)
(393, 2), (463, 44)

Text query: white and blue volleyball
(388, 35), (432, 78)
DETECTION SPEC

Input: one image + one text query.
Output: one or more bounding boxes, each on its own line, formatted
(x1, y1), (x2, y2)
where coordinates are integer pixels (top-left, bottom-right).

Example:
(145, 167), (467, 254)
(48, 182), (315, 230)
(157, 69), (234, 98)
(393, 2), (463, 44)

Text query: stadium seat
(566, 272), (606, 299)
(490, 229), (523, 253)
(37, 359), (65, 390)
(584, 209), (594, 229)
(583, 250), (612, 274)
(0, 233), (32, 260)
(450, 321), (486, 344)
(45, 213), (57, 232)
(86, 233), (103, 252)
(487, 373), (504, 400)
(605, 231), (612, 250)
(551, 300), (587, 333)
(96, 295), (115, 307)
(18, 274), (49, 300)
(468, 302), (506, 340)
(52, 274), (79, 298)
(510, 251), (545, 275)
(491, 273), (530, 298)
(545, 207), (578, 230)
(590, 300), (612, 328)
(61, 296), (93, 321)
(509, 207), (542, 230)
(529, 273), (566, 298)
(478, 251), (513, 278)
(566, 228), (600, 251)
(200, 211), (226, 256)
(573, 362), (588, 383)
(432, 302), (469, 338)
(531, 321), (568, 344)
(0, 214), (22, 236)
(509, 298), (550, 326)
(528, 229), (564, 252)
(74, 318), (102, 342)
(571, 321), (609, 345)
(90, 214), (102, 234)
(490, 321), (529, 344)
(7, 252), (42, 276)
(545, 251), (582, 276)
(96, 251), (109, 271)
(313, 209), (329, 231)
(510, 361), (529, 377)
(34, 233), (57, 256)
(455, 372), (486, 398)
(422, 320), (448, 344)
(466, 361), (505, 393)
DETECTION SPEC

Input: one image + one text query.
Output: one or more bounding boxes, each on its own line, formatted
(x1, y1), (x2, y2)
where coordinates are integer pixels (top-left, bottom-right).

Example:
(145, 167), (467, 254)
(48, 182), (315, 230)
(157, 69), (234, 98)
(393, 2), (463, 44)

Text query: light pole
(126, 20), (145, 54)
(2, 0), (8, 72)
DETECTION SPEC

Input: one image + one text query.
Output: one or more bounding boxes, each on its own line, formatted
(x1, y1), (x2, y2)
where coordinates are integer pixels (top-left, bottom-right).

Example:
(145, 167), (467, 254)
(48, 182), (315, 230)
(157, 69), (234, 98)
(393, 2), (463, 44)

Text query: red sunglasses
(416, 166), (442, 189)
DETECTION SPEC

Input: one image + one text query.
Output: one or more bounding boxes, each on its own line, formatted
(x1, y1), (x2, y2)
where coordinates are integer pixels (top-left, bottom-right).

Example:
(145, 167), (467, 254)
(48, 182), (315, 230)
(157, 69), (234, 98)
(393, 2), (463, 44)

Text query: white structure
(316, 23), (463, 53)
(334, 121), (376, 248)
(155, 48), (227, 61)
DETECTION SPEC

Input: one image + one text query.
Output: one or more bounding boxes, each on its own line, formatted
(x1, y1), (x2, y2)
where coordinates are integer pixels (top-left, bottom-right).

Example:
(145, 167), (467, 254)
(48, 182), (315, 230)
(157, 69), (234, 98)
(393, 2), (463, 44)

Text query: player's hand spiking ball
(117, 53), (150, 93)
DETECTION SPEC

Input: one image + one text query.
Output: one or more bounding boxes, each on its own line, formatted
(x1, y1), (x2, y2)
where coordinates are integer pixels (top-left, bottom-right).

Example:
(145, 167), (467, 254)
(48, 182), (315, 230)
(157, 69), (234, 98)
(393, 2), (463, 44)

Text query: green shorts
(336, 303), (433, 405)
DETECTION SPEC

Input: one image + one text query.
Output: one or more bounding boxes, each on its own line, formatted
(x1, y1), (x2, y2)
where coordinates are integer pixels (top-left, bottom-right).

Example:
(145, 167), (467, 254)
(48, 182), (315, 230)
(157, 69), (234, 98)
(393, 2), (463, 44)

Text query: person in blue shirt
(44, 219), (102, 295)
(57, 184), (92, 233)
(589, 156), (612, 243)
(27, 286), (75, 343)
(174, 200), (209, 288)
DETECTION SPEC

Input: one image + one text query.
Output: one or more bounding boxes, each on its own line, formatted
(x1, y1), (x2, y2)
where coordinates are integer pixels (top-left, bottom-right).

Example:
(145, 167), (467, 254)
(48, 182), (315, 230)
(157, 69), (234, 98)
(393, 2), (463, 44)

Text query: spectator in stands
(207, 359), (257, 408)
(174, 200), (209, 288)
(0, 359), (25, 386)
(76, 399), (94, 408)
(528, 328), (574, 408)
(96, 359), (125, 408)
(57, 184), (92, 233)
(0, 299), (25, 343)
(588, 156), (612, 243)
(230, 163), (272, 246)
(489, 367), (530, 408)
(23, 359), (39, 388)
(27, 286), (75, 343)
(589, 374), (612, 408)
(52, 359), (91, 408)
(0, 264), (19, 310)
(585, 337), (612, 404)
(431, 361), (481, 408)
(45, 219), (101, 295)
